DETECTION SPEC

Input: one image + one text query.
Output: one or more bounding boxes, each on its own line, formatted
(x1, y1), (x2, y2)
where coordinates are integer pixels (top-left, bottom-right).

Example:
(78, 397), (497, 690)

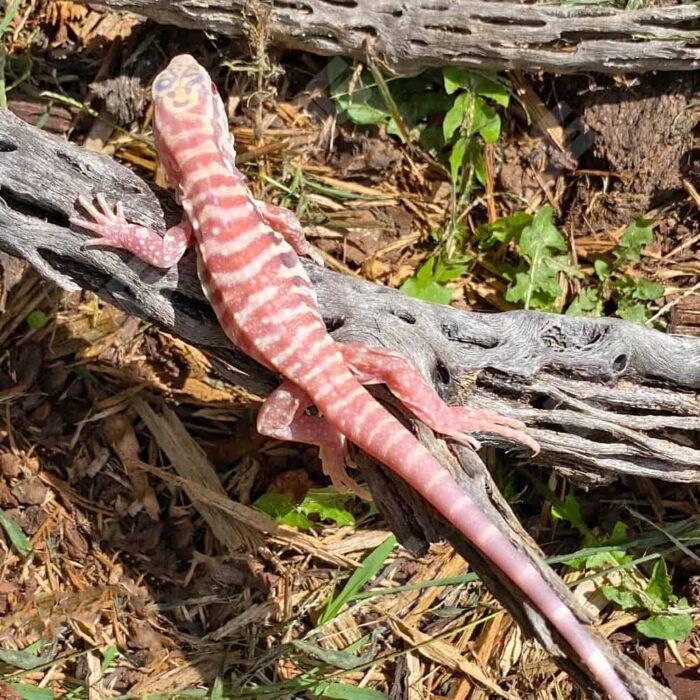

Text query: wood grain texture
(0, 108), (692, 698)
(81, 0), (700, 74)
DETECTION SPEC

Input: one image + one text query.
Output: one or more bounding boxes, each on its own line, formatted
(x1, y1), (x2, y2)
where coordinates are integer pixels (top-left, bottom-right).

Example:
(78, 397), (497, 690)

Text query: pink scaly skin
(71, 55), (633, 700)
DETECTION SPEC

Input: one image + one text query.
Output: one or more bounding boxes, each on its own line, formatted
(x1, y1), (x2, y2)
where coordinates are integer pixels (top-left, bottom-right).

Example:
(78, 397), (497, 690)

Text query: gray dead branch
(81, 0), (700, 74)
(1, 108), (694, 698)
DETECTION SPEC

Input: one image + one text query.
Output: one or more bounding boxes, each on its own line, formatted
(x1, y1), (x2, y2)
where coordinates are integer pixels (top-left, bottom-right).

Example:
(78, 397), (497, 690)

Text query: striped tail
(313, 370), (632, 700)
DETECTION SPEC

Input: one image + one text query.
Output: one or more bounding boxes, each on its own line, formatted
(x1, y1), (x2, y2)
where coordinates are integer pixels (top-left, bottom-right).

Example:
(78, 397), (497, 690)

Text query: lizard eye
(155, 76), (173, 91)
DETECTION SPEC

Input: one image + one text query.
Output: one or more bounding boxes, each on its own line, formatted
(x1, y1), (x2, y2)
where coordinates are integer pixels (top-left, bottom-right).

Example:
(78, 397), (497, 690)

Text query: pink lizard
(71, 55), (633, 700)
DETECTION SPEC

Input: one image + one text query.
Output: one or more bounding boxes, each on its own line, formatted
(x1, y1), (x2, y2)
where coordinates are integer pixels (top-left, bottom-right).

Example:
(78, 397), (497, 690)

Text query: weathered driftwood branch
(0, 109), (691, 698)
(83, 0), (700, 74)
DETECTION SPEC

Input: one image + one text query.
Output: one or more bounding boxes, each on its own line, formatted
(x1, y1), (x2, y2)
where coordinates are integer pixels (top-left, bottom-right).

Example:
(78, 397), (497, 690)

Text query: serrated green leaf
(252, 492), (294, 519)
(615, 217), (655, 264)
(0, 510), (31, 556)
(519, 206), (567, 257)
(400, 257), (458, 305)
(476, 211), (532, 248)
(299, 487), (356, 527)
(443, 93), (470, 142)
(566, 287), (601, 317)
(633, 277), (664, 301)
(617, 302), (648, 325)
(636, 614), (693, 641)
(565, 555), (587, 570)
(319, 535), (396, 624)
(505, 206), (570, 310)
(505, 270), (562, 311)
(252, 493), (314, 530)
(400, 277), (453, 305)
(434, 259), (466, 283)
(586, 550), (630, 569)
(645, 558), (673, 608)
(546, 254), (583, 279)
(278, 510), (314, 530)
(603, 585), (646, 610)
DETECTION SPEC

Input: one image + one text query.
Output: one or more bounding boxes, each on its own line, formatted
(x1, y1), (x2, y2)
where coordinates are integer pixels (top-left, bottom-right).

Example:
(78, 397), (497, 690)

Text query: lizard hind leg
(257, 380), (370, 499)
(340, 342), (539, 454)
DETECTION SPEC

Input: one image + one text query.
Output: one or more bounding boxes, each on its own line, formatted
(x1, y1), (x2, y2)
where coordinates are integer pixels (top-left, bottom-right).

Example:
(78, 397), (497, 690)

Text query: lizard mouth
(171, 98), (195, 109)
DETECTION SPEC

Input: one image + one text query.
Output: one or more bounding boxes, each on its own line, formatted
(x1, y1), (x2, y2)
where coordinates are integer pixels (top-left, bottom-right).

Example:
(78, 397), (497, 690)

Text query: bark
(0, 108), (692, 698)
(81, 0), (700, 74)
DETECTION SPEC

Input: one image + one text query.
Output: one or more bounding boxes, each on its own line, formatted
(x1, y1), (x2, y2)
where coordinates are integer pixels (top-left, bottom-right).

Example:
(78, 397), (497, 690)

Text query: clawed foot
(70, 194), (129, 249)
(444, 407), (540, 455)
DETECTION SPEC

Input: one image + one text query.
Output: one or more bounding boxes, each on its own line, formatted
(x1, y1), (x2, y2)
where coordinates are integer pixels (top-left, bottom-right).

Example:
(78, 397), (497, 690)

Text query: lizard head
(152, 54), (219, 118)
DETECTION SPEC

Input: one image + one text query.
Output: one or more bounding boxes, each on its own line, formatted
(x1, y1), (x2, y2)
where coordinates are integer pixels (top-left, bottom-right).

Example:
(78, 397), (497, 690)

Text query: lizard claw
(440, 407), (539, 455)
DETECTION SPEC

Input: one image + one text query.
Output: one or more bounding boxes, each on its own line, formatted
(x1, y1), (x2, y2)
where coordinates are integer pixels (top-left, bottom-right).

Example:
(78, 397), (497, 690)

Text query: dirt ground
(0, 2), (699, 700)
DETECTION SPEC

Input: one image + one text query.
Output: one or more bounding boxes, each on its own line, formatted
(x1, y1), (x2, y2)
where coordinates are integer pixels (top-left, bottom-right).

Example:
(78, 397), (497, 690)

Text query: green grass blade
(0, 509), (31, 556)
(318, 535), (396, 624)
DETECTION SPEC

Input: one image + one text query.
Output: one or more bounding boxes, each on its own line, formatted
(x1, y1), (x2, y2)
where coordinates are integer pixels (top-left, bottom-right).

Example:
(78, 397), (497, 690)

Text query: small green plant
(253, 486), (356, 530)
(604, 557), (693, 642)
(551, 491), (693, 642)
(329, 60), (512, 305)
(328, 58), (452, 144)
(477, 210), (663, 321)
(567, 217), (664, 323)
(498, 206), (582, 311)
(441, 67), (509, 199)
(477, 207), (583, 311)
(398, 253), (466, 304)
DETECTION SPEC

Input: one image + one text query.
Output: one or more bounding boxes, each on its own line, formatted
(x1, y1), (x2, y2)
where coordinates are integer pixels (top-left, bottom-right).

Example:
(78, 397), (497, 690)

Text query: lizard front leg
(340, 343), (539, 454)
(70, 194), (194, 268)
(257, 379), (368, 498)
